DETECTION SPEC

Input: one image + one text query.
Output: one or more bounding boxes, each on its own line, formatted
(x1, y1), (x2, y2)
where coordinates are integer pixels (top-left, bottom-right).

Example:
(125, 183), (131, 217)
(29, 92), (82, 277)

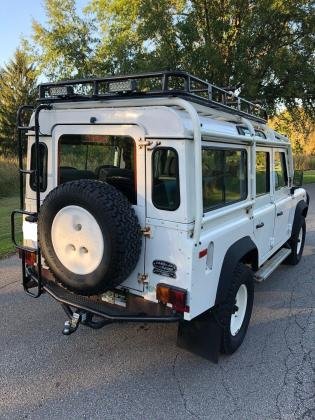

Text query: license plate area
(101, 290), (127, 308)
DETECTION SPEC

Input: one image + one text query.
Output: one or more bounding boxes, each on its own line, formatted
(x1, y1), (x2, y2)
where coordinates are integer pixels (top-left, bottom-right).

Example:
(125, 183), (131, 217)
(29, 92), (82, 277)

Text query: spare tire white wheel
(38, 180), (142, 295)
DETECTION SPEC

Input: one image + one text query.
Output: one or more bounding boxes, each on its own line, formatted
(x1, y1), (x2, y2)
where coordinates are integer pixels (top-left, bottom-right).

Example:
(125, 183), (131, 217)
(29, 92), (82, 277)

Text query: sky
(0, 0), (87, 68)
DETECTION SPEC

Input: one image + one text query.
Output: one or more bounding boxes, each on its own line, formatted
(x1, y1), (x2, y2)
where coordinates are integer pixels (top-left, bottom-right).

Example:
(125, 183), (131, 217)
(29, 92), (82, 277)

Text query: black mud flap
(177, 310), (222, 363)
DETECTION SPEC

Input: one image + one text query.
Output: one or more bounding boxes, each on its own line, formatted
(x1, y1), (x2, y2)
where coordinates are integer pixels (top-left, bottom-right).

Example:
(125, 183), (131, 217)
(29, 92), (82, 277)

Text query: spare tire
(38, 180), (142, 295)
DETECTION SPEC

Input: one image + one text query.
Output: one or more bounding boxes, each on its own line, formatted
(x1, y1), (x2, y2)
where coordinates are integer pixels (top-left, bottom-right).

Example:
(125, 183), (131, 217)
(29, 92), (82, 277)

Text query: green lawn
(0, 195), (21, 258)
(303, 170), (315, 185)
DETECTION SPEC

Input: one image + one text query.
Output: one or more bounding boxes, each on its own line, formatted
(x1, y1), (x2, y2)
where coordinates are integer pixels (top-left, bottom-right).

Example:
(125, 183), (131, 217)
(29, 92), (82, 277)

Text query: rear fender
(215, 236), (257, 305)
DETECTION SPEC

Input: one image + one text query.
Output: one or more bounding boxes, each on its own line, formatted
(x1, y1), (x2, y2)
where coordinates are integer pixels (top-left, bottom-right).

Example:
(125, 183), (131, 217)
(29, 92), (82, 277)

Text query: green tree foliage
(32, 0), (314, 117)
(0, 49), (37, 157)
(32, 0), (96, 79)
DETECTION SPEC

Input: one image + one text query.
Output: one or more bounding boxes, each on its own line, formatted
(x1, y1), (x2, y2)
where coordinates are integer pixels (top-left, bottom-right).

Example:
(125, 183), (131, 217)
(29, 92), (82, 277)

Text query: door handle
(277, 211), (283, 217)
(256, 222), (265, 229)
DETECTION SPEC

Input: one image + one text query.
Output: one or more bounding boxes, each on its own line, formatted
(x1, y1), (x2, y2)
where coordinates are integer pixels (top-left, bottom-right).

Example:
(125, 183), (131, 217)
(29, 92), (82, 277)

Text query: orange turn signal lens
(156, 283), (189, 313)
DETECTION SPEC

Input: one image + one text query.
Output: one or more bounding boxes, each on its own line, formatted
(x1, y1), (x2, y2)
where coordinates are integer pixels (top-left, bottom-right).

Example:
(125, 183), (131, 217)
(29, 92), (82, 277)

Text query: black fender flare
(291, 199), (308, 237)
(215, 236), (257, 305)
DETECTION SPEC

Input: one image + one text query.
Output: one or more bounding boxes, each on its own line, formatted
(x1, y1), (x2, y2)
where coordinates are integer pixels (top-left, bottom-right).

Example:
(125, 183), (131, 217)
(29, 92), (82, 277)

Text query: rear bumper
(27, 267), (181, 323)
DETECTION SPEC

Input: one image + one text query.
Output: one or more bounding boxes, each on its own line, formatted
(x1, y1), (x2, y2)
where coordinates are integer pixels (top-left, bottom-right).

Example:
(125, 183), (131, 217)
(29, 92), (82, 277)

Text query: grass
(0, 157), (19, 198)
(0, 195), (21, 258)
(303, 170), (315, 185)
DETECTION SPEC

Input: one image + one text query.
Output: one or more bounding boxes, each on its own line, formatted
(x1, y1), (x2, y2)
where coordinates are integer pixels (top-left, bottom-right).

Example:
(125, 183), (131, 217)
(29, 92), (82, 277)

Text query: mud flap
(177, 310), (222, 363)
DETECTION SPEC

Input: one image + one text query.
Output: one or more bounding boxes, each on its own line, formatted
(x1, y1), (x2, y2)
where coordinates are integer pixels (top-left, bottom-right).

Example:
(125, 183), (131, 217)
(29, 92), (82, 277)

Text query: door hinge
(138, 273), (149, 284)
(141, 226), (152, 238)
(138, 139), (153, 149)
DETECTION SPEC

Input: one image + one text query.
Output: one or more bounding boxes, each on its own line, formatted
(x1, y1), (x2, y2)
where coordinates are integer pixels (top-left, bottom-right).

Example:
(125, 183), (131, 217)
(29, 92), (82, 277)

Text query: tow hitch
(62, 312), (82, 335)
(61, 305), (112, 335)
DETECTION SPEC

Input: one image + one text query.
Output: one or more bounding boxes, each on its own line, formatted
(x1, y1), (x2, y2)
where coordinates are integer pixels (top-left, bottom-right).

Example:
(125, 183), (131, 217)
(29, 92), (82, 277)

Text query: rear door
(273, 148), (291, 247)
(253, 147), (275, 261)
(53, 123), (146, 292)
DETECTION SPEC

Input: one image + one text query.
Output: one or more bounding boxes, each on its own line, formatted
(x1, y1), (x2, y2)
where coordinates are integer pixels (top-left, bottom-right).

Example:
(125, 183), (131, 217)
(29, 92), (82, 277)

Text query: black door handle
(277, 211), (283, 216)
(256, 222), (265, 229)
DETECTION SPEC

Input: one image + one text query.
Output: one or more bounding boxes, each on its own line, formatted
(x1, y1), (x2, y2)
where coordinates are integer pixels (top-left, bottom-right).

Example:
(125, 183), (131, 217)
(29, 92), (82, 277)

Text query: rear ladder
(11, 104), (51, 297)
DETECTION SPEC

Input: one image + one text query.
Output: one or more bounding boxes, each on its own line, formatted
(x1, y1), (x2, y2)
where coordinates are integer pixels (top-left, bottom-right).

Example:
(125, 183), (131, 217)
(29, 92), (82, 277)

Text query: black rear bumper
(38, 276), (181, 323)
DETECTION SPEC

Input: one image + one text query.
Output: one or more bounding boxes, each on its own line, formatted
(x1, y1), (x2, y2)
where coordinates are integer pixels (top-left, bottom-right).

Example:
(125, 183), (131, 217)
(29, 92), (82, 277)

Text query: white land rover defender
(12, 71), (309, 362)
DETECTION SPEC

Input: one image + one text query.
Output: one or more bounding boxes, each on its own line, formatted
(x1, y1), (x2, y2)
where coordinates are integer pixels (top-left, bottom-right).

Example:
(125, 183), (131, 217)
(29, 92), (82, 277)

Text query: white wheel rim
(296, 228), (303, 254)
(230, 284), (248, 336)
(51, 205), (104, 275)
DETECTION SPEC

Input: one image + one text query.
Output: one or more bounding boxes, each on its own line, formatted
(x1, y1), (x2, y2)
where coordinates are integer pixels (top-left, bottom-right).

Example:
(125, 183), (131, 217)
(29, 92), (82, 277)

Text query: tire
(38, 180), (142, 295)
(285, 216), (306, 265)
(219, 263), (254, 355)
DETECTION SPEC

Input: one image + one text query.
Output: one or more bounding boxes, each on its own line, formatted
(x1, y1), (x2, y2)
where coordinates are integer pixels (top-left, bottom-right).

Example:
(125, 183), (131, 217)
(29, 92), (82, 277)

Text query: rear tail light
(156, 284), (189, 313)
(19, 250), (37, 266)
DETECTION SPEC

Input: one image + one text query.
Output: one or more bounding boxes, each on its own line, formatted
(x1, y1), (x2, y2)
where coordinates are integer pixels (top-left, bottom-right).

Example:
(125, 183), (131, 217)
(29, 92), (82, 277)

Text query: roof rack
(38, 70), (268, 123)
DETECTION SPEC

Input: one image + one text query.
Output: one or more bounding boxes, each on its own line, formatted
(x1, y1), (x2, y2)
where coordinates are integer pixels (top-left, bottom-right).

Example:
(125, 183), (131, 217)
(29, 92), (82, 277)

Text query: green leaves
(0, 49), (37, 157)
(25, 0), (315, 118)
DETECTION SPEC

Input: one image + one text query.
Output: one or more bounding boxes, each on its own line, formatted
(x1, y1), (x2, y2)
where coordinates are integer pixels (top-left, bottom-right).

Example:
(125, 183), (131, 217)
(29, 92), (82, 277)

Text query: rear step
(254, 247), (291, 282)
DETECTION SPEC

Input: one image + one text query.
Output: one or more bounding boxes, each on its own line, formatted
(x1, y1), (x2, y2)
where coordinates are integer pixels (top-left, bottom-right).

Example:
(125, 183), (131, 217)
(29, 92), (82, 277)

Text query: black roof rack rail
(38, 70), (268, 123)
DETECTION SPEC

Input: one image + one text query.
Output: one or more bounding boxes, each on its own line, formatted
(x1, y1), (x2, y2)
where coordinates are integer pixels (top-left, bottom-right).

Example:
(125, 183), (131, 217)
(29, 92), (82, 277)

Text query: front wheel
(219, 263), (254, 355)
(285, 217), (306, 265)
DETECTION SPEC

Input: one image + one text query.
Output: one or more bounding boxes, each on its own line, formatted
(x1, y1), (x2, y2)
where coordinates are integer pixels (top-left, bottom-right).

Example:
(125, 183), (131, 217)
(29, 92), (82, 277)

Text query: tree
(0, 49), (38, 157)
(32, 0), (96, 80)
(87, 0), (315, 118)
(31, 0), (314, 119)
(270, 108), (315, 154)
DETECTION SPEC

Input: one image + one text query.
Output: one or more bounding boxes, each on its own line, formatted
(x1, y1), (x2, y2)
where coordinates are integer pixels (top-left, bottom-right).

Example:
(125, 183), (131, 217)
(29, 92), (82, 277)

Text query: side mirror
(293, 170), (304, 187)
(290, 170), (303, 194)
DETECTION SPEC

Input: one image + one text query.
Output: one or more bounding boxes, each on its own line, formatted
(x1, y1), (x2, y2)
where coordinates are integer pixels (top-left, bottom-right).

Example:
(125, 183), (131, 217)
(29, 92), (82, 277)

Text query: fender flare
(215, 236), (257, 305)
(291, 199), (308, 236)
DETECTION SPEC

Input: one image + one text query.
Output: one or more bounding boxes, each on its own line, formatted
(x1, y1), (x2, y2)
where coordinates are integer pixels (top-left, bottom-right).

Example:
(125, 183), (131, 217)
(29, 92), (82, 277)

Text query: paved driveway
(0, 186), (314, 420)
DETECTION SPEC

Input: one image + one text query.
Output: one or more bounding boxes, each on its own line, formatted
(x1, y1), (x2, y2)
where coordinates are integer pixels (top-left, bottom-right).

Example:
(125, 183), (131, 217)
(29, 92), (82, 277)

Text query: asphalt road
(0, 186), (314, 420)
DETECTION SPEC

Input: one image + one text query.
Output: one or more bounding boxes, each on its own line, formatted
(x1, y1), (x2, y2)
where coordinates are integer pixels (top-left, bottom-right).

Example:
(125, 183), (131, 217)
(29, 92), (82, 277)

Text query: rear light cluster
(156, 283), (189, 313)
(19, 249), (37, 266)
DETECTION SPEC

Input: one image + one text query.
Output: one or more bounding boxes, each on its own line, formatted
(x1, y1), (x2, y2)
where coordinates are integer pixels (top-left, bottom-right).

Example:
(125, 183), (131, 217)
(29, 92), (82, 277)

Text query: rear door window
(256, 151), (270, 195)
(274, 151), (288, 189)
(58, 135), (136, 203)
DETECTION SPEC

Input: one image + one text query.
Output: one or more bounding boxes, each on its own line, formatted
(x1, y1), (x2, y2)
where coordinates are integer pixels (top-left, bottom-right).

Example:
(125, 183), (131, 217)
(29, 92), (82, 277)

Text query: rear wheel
(285, 217), (306, 265)
(219, 263), (254, 354)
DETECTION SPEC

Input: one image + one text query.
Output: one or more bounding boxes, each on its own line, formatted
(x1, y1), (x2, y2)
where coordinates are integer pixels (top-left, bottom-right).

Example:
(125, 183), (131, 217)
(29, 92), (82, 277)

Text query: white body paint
(23, 98), (307, 320)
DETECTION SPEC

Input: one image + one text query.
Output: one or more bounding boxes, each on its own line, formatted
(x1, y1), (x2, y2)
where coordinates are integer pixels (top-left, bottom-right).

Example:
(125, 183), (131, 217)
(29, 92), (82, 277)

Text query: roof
(31, 99), (289, 145)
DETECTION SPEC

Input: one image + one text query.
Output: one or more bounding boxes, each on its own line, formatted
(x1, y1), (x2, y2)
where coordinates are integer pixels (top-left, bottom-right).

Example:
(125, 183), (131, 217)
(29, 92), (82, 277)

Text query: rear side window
(256, 151), (270, 195)
(274, 151), (288, 189)
(30, 143), (48, 192)
(202, 148), (247, 211)
(152, 148), (180, 211)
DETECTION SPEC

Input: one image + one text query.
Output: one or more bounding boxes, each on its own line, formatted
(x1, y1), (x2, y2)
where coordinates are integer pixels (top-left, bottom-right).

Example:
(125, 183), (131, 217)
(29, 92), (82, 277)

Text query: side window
(202, 148), (247, 211)
(152, 148), (180, 211)
(274, 151), (288, 189)
(256, 151), (270, 195)
(30, 143), (48, 192)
